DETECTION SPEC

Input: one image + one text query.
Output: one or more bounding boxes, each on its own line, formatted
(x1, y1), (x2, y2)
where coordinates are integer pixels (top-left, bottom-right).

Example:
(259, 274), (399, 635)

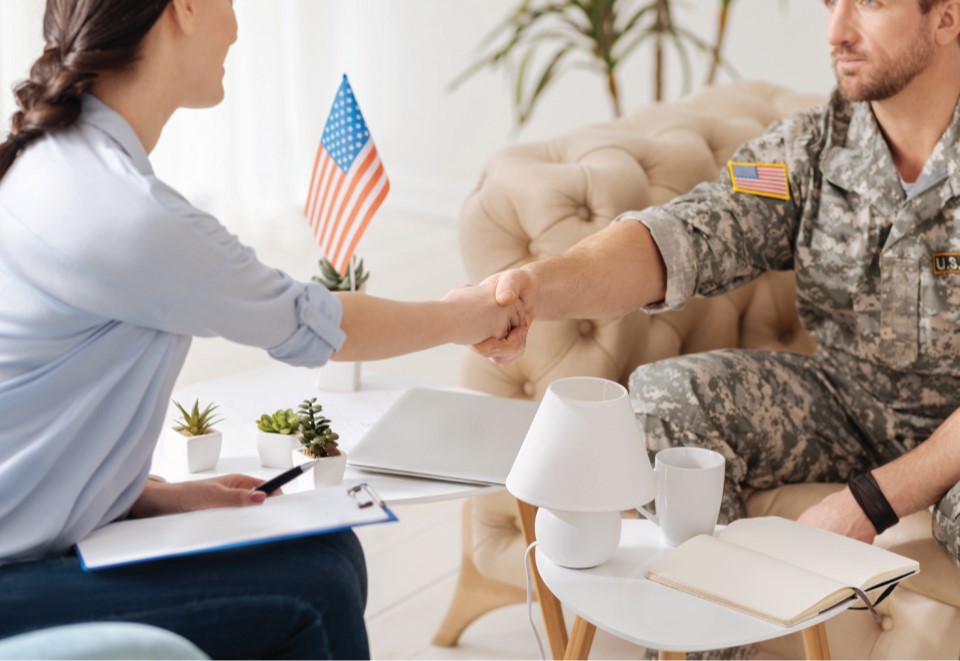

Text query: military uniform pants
(629, 348), (960, 564)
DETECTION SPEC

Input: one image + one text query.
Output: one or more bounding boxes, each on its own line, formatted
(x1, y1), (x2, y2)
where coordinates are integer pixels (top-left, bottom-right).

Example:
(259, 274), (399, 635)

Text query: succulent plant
(173, 399), (222, 437)
(297, 397), (341, 457)
(312, 256), (370, 292)
(256, 408), (300, 435)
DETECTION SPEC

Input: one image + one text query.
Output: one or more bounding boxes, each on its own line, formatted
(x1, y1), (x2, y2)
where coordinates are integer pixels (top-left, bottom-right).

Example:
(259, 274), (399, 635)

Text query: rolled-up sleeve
(613, 109), (824, 313)
(266, 284), (346, 366)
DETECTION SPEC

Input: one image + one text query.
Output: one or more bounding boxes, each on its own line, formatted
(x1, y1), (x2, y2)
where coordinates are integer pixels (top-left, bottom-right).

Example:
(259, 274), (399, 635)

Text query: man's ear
(167, 0), (199, 37)
(934, 0), (960, 47)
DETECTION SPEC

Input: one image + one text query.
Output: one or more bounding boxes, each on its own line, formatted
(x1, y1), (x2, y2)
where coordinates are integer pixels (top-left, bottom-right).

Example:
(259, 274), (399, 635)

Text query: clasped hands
(446, 268), (533, 366)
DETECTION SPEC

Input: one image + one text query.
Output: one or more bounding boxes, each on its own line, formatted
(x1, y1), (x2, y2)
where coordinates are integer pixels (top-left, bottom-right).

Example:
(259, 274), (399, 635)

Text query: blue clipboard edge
(76, 482), (397, 571)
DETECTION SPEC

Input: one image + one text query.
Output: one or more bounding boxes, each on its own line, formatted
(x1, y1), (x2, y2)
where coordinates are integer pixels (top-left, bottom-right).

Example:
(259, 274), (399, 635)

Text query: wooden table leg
(658, 652), (685, 660)
(801, 622), (831, 660)
(517, 499), (569, 659)
(563, 616), (596, 660)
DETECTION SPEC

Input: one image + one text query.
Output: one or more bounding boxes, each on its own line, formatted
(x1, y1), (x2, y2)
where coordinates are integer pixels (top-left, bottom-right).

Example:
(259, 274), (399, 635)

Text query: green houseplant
(312, 256), (370, 292)
(292, 398), (347, 487)
(167, 399), (223, 473)
(313, 257), (366, 392)
(452, 0), (742, 125)
(255, 408), (302, 469)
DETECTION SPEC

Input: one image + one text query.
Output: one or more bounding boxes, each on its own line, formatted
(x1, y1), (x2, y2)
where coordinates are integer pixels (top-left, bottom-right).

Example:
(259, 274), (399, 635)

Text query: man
(479, 0), (960, 563)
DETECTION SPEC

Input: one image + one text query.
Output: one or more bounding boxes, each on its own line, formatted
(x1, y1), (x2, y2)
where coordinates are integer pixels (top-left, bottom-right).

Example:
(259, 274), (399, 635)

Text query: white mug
(637, 446), (725, 547)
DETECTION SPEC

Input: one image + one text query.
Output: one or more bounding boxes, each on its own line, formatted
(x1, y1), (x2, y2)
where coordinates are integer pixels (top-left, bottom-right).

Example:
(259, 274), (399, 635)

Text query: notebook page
(646, 534), (850, 626)
(719, 517), (918, 589)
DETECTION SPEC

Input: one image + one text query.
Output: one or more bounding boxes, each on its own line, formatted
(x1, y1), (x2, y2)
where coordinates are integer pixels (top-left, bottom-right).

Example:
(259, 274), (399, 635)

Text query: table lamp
(506, 376), (656, 569)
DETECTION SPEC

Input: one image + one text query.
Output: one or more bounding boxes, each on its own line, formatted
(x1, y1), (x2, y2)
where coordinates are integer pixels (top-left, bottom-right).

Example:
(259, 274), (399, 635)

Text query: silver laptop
(347, 388), (539, 486)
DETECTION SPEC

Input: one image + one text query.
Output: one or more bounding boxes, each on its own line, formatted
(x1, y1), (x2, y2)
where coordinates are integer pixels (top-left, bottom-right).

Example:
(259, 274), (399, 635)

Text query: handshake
(443, 267), (536, 366)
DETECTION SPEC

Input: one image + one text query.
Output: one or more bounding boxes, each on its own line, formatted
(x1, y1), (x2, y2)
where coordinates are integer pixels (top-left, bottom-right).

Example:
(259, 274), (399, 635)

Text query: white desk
(536, 519), (848, 659)
(152, 362), (499, 504)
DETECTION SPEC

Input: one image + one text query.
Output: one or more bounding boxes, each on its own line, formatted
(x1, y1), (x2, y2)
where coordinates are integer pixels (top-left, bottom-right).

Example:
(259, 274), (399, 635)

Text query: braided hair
(0, 0), (171, 182)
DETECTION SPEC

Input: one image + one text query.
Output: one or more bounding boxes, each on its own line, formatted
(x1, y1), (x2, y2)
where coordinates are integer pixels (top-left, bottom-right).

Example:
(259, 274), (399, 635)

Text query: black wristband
(5, 133), (25, 150)
(848, 471), (899, 535)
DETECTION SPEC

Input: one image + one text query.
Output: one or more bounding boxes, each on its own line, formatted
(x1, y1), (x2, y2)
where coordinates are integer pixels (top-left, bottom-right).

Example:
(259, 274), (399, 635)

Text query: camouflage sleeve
(618, 106), (827, 312)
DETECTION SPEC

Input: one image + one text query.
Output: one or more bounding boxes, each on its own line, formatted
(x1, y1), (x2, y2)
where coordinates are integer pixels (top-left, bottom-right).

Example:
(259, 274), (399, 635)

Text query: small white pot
(316, 360), (361, 392)
(292, 448), (348, 488)
(256, 431), (301, 469)
(166, 429), (222, 473)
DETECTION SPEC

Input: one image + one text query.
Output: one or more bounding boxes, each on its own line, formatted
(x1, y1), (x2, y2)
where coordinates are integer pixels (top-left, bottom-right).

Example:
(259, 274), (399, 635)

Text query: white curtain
(0, 1), (833, 241)
(0, 0), (519, 240)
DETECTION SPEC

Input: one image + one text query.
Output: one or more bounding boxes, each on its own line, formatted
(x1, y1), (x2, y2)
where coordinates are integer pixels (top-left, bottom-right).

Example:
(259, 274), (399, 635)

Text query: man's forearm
(873, 408), (960, 517)
(525, 220), (667, 320)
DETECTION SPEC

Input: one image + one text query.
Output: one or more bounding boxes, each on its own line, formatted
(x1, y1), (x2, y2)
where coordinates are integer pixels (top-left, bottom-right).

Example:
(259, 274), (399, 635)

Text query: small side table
(536, 519), (850, 660)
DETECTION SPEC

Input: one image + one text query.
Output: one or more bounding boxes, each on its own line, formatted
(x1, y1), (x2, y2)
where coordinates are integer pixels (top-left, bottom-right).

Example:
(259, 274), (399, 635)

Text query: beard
(833, 35), (935, 102)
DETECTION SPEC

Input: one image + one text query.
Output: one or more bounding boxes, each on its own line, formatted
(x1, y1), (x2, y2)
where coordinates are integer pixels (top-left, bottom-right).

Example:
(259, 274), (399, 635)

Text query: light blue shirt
(0, 95), (346, 564)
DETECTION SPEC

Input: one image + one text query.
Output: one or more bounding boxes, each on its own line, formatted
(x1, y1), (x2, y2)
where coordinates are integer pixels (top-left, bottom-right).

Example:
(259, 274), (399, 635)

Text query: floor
(175, 209), (646, 660)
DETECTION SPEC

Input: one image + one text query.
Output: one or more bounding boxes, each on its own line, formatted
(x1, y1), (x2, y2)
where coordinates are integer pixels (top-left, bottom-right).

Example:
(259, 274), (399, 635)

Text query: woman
(0, 0), (523, 658)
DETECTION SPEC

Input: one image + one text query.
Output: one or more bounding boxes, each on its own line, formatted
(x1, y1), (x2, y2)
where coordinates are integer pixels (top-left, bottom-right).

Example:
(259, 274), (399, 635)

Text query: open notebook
(645, 516), (919, 627)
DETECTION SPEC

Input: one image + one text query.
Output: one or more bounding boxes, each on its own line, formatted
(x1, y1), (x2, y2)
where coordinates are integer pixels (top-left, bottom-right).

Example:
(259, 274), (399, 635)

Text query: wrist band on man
(6, 133), (25, 150)
(848, 471), (899, 535)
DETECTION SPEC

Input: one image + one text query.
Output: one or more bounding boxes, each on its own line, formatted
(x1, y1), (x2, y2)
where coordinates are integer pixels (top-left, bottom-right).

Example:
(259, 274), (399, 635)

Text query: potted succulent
(167, 399), (223, 473)
(312, 255), (370, 292)
(313, 256), (369, 392)
(291, 397), (346, 488)
(255, 408), (302, 469)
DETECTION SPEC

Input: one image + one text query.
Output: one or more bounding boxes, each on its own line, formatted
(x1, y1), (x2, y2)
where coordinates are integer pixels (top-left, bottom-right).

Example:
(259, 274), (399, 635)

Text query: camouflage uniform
(619, 89), (960, 563)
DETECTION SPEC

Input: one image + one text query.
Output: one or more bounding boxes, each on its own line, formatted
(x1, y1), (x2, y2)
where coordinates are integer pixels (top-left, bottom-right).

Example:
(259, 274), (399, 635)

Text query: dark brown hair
(0, 0), (171, 182)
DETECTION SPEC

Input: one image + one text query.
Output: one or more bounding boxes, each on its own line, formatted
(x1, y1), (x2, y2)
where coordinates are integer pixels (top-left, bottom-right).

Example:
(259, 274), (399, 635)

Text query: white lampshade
(506, 376), (656, 512)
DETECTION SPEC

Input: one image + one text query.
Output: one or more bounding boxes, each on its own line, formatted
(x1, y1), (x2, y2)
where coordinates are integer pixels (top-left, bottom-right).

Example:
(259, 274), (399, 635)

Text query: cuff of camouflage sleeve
(615, 210), (696, 313)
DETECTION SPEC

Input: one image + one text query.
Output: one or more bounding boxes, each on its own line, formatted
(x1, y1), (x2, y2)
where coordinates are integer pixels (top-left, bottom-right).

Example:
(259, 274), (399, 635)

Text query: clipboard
(76, 483), (396, 571)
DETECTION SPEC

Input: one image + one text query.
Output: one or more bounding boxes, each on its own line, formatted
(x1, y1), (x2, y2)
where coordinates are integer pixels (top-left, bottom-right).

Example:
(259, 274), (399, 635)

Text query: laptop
(347, 388), (539, 486)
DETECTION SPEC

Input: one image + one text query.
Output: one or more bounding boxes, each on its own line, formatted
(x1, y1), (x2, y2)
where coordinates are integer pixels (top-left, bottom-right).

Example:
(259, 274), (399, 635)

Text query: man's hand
(441, 276), (525, 345)
(130, 474), (268, 519)
(796, 486), (877, 544)
(470, 268), (537, 365)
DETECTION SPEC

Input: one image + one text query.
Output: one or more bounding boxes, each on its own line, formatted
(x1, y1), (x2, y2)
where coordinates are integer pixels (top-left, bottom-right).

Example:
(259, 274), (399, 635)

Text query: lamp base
(535, 509), (621, 569)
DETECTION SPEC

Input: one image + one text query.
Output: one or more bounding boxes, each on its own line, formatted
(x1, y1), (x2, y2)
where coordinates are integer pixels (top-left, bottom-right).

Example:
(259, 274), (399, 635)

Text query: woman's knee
(287, 532), (367, 606)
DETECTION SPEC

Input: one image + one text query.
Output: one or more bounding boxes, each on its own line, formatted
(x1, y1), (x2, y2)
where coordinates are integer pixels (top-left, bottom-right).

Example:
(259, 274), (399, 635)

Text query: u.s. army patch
(728, 161), (790, 200)
(933, 253), (960, 275)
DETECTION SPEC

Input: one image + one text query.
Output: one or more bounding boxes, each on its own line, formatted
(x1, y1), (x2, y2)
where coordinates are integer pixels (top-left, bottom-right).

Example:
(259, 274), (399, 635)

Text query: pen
(253, 459), (319, 493)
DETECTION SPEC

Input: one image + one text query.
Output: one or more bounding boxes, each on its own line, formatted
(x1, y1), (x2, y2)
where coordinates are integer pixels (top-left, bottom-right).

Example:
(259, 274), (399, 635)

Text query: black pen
(253, 459), (319, 493)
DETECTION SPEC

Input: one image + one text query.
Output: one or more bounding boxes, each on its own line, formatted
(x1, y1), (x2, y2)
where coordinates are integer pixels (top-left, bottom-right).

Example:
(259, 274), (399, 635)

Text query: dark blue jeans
(0, 531), (369, 660)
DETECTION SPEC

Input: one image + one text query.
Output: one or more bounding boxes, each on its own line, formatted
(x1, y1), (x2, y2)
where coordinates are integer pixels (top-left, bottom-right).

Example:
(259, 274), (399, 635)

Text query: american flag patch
(728, 162), (789, 200)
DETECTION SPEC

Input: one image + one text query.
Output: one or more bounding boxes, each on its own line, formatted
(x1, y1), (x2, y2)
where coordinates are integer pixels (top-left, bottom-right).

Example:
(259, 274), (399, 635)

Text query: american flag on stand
(727, 161), (789, 200)
(305, 75), (390, 275)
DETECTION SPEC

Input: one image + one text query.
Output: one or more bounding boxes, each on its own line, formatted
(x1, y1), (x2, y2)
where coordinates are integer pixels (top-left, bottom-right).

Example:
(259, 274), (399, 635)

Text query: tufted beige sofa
(435, 82), (960, 659)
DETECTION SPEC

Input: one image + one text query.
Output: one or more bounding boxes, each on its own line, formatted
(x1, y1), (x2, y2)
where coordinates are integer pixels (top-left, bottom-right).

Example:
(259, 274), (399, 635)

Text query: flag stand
(307, 74), (386, 393)
(316, 252), (362, 393)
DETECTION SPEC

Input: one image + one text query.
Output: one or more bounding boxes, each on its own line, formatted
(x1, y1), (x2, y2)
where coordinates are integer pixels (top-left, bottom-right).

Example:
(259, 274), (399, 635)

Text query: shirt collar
(79, 94), (153, 176)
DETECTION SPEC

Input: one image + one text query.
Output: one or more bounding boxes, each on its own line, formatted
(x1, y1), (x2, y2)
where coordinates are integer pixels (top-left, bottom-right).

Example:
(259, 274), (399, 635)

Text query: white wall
(0, 1), (835, 235)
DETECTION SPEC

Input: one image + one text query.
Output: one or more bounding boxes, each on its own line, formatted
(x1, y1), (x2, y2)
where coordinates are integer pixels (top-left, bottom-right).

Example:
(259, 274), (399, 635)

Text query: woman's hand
(469, 269), (536, 365)
(441, 277), (527, 349)
(129, 474), (268, 519)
